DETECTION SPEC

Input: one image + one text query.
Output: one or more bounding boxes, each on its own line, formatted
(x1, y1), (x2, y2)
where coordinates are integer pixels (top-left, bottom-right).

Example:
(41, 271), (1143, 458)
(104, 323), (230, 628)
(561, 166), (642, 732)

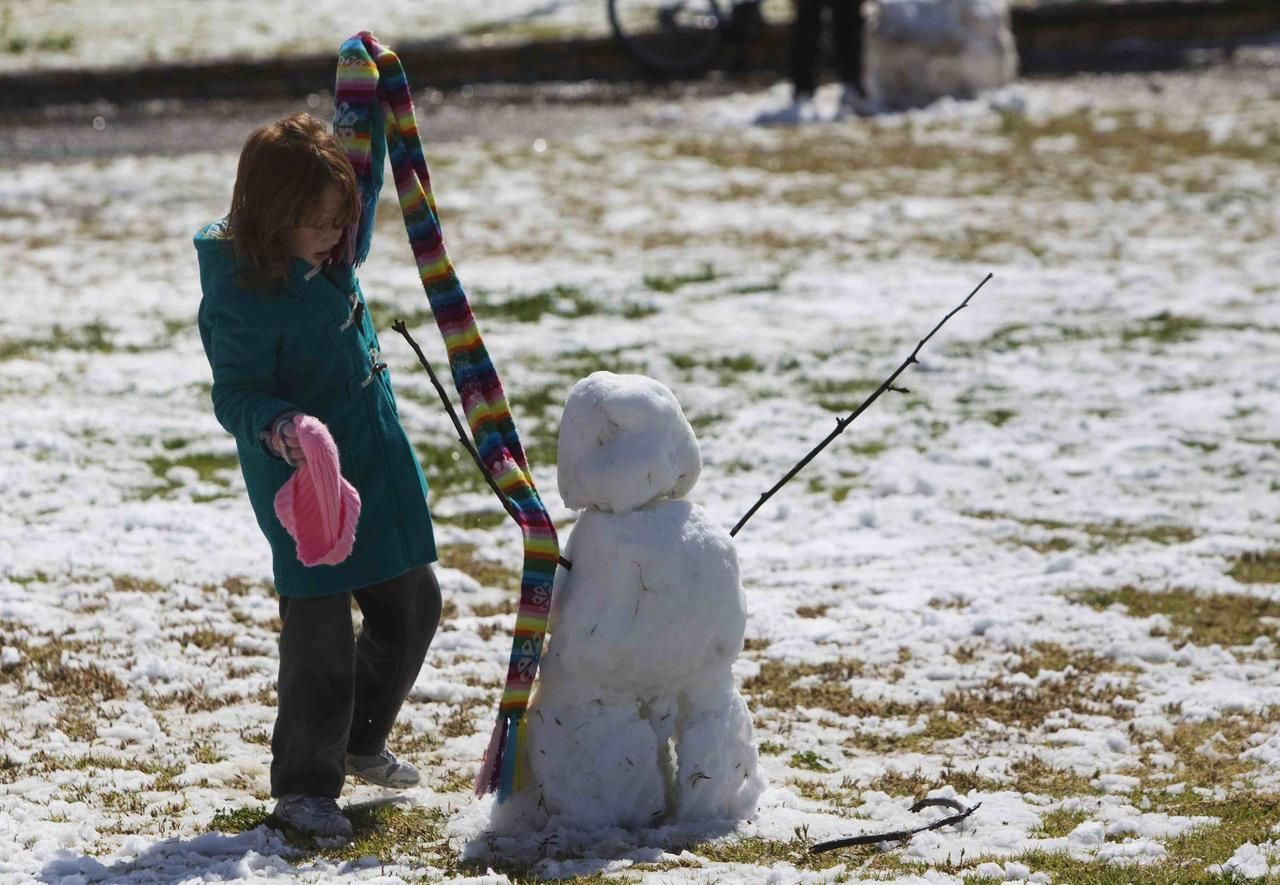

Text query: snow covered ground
(2, 58), (1280, 882)
(0, 0), (1158, 74)
(0, 0), (793, 73)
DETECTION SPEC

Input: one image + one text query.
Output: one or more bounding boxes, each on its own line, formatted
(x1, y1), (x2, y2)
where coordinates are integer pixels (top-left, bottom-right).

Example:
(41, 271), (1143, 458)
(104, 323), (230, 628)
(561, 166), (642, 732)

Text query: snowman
(493, 371), (765, 831)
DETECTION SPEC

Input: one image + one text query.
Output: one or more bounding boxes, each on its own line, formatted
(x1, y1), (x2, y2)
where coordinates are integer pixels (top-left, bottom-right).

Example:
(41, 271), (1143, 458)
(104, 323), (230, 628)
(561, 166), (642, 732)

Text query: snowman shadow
(461, 811), (743, 874)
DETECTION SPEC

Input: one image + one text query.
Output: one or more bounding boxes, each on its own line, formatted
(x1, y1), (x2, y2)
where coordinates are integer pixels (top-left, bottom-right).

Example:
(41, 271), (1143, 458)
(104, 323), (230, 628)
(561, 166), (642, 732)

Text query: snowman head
(557, 371), (702, 513)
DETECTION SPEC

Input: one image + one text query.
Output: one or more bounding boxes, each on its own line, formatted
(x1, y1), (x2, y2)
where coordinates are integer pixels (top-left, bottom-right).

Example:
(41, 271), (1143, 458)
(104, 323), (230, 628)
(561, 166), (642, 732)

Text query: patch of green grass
(643, 264), (717, 293)
(0, 322), (120, 360)
(415, 441), (488, 495)
(372, 304), (437, 335)
(255, 801), (469, 872)
(1229, 550), (1280, 584)
(806, 376), (884, 413)
(1119, 312), (1208, 345)
(1074, 586), (1280, 647)
(946, 323), (1097, 359)
(806, 474), (859, 503)
(141, 452), (239, 501)
(790, 750), (835, 772)
(1178, 438), (1220, 454)
(1032, 806), (1090, 838)
(984, 409), (1017, 427)
(490, 285), (602, 323)
(3, 30), (76, 55)
(621, 301), (660, 319)
(431, 509), (509, 530)
(210, 803), (270, 834)
(669, 351), (763, 378)
(507, 382), (564, 419)
(540, 346), (650, 381)
(146, 452), (238, 485)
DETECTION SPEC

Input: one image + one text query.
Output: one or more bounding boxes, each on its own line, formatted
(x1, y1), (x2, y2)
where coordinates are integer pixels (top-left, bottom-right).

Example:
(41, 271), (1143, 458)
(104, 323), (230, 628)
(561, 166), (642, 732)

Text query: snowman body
(499, 372), (764, 830)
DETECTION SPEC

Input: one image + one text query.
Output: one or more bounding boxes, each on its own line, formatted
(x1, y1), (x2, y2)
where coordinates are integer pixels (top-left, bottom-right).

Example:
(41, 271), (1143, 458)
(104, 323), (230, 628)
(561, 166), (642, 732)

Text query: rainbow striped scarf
(332, 31), (559, 801)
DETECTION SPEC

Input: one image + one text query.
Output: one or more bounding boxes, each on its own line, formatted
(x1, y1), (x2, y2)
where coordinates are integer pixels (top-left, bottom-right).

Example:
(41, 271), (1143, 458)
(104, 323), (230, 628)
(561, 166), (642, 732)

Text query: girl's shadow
(37, 795), (412, 883)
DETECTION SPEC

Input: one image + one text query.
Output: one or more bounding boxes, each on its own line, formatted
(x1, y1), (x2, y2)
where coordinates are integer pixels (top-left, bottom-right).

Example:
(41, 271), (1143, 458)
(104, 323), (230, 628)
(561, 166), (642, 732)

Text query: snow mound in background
(867, 0), (1019, 109)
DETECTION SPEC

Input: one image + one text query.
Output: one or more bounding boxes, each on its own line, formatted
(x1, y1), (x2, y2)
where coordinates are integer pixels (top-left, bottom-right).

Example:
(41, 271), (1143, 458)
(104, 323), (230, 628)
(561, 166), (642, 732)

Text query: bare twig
(810, 798), (981, 853)
(391, 319), (572, 570)
(730, 273), (992, 538)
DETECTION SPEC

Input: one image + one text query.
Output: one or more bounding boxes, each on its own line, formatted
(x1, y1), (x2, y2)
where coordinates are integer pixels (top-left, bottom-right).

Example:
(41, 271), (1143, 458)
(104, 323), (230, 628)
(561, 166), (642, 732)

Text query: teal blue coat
(194, 219), (436, 597)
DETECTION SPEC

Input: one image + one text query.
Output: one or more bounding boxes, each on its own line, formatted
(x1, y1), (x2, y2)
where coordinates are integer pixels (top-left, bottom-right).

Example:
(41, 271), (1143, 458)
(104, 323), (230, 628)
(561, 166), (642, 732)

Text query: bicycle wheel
(607, 0), (726, 76)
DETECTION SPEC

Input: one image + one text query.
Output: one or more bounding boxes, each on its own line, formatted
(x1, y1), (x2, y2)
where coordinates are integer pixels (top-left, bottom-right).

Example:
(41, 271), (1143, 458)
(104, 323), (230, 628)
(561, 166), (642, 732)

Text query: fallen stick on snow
(391, 318), (574, 571)
(730, 272), (993, 538)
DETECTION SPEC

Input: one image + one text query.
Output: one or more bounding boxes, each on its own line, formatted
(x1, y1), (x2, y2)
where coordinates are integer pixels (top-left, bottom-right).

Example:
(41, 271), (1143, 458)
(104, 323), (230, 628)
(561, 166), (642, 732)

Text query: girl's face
(284, 184), (346, 268)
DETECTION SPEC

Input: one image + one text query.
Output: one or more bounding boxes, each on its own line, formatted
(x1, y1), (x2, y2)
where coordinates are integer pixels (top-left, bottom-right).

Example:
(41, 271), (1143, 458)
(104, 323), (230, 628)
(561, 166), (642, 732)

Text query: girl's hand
(266, 411), (308, 467)
(278, 417), (307, 467)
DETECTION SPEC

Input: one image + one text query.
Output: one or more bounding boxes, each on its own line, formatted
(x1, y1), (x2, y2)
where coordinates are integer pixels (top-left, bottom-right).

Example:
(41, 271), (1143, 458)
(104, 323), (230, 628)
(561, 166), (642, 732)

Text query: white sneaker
(755, 96), (820, 127)
(272, 794), (353, 840)
(840, 84), (882, 117)
(346, 747), (420, 789)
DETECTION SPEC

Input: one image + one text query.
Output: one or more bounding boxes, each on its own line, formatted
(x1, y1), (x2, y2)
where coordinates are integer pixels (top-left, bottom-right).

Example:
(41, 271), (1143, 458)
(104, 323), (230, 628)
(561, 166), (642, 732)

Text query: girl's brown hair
(225, 112), (360, 290)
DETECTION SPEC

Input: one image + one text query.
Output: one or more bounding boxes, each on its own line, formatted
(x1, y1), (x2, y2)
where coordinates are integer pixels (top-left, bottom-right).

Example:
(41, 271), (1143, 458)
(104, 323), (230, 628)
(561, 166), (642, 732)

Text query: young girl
(194, 112), (442, 841)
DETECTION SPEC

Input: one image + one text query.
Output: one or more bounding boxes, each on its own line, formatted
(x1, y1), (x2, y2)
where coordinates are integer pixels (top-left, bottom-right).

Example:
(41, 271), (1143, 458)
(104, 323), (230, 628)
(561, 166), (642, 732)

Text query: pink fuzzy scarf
(273, 416), (361, 567)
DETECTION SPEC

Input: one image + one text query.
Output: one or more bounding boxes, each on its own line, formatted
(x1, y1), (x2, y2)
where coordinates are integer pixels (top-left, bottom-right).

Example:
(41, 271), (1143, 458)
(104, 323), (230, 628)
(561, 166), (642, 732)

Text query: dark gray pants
(791, 0), (864, 97)
(271, 564), (442, 798)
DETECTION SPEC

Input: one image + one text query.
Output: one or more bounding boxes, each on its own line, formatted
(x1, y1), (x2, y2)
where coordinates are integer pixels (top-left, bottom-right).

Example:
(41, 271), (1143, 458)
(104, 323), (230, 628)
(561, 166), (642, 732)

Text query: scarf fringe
(473, 712), (525, 800)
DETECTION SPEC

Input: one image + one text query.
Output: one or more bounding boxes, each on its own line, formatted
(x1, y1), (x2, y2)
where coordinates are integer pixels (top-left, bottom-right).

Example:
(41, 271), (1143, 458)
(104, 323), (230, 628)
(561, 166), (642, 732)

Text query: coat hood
(194, 217), (240, 297)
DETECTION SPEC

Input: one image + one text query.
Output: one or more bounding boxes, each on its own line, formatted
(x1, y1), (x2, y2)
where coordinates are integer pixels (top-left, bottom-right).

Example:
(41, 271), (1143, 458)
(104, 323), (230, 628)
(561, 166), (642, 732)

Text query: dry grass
(966, 510), (1196, 553)
(1075, 586), (1280, 647)
(436, 544), (521, 591)
(0, 626), (127, 701)
(1229, 550), (1280, 584)
(469, 598), (518, 618)
(742, 660), (927, 721)
(938, 666), (1135, 732)
(439, 704), (481, 739)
